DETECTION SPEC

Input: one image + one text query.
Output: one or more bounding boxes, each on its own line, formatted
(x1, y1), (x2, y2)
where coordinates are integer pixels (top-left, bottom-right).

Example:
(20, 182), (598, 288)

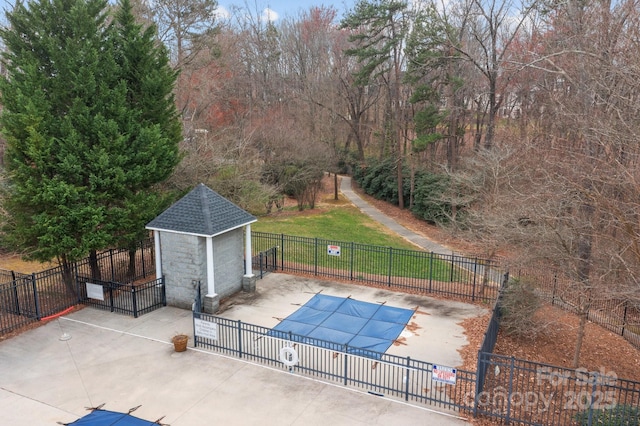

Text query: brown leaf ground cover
(343, 177), (640, 383)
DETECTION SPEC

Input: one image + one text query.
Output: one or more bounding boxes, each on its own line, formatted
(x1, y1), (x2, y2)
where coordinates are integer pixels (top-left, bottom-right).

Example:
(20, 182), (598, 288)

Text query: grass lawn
(252, 202), (461, 282)
(253, 204), (419, 250)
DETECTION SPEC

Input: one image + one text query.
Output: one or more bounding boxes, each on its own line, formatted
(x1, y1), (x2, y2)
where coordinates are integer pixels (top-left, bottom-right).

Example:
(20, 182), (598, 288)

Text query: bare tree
(435, 0), (541, 149)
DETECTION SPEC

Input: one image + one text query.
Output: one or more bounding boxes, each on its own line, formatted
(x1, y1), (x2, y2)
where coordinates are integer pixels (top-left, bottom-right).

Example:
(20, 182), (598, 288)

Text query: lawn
(253, 205), (419, 250)
(252, 204), (462, 282)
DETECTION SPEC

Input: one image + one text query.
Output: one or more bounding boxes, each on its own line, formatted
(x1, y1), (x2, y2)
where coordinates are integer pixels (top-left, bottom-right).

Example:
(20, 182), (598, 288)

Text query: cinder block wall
(160, 232), (206, 310)
(159, 228), (245, 309)
(213, 228), (244, 298)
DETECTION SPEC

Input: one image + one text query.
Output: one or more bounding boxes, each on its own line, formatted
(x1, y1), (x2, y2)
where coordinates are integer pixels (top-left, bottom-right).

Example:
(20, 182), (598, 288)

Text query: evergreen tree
(108, 0), (181, 251)
(0, 0), (181, 283)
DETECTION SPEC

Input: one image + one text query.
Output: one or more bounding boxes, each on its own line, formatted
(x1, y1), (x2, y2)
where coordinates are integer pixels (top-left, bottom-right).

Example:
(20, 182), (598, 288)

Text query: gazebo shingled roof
(146, 183), (257, 237)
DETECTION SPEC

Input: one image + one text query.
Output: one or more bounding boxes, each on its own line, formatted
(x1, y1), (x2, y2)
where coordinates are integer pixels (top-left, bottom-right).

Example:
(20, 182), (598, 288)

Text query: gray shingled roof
(146, 183), (257, 237)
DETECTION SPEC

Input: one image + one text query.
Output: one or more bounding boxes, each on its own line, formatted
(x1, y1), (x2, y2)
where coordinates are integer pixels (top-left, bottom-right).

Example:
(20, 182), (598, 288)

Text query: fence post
(404, 356), (411, 401)
(505, 356), (515, 424)
(587, 373), (598, 426)
(314, 238), (318, 276)
(272, 246), (277, 271)
(193, 311), (199, 348)
(473, 353), (483, 417)
(132, 285), (138, 318)
(238, 320), (243, 358)
(161, 276), (166, 306)
(75, 263), (82, 303)
(141, 241), (146, 278)
(450, 254), (455, 282)
(350, 242), (354, 281)
(280, 234), (285, 271)
(259, 252), (264, 279)
(10, 271), (20, 315)
(622, 301), (628, 336)
(428, 252), (433, 293)
(471, 257), (478, 302)
(343, 345), (348, 386)
(109, 282), (115, 313)
(552, 273), (558, 306)
(388, 247), (393, 287)
(109, 249), (115, 281)
(31, 273), (41, 320)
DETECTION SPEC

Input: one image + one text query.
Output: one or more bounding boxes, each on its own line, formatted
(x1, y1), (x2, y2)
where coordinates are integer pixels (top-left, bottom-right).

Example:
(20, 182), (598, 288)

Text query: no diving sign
(327, 245), (341, 256)
(433, 365), (457, 385)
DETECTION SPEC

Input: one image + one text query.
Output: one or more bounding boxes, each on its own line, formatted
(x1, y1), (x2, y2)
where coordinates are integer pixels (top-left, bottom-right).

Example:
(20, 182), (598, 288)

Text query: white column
(206, 236), (215, 295)
(244, 224), (254, 277)
(153, 230), (162, 279)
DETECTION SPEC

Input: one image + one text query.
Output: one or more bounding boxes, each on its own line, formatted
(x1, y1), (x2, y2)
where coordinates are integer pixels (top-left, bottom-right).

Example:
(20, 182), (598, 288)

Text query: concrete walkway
(339, 176), (452, 254)
(0, 307), (471, 425)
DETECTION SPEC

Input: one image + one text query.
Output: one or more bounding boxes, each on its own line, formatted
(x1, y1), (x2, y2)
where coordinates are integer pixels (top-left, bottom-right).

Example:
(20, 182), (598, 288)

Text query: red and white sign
(433, 365), (457, 385)
(327, 245), (341, 256)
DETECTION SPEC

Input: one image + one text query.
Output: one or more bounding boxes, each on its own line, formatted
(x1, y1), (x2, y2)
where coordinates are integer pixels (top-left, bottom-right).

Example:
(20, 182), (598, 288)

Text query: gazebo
(146, 184), (257, 313)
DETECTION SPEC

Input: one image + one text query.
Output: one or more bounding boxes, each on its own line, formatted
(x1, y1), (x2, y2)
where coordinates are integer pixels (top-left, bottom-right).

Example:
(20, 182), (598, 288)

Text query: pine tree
(108, 0), (182, 239)
(0, 0), (181, 282)
(108, 0), (182, 276)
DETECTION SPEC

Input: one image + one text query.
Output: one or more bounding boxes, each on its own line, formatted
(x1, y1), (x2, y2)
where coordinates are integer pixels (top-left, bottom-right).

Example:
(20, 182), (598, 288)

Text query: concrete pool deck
(0, 273), (486, 425)
(218, 273), (487, 368)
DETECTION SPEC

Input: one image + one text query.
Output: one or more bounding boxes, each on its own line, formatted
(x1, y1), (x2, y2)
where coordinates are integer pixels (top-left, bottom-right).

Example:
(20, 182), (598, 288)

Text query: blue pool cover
(65, 408), (159, 425)
(270, 294), (415, 358)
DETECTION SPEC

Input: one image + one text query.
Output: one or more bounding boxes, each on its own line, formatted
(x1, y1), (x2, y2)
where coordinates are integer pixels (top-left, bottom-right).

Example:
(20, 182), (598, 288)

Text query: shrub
(411, 172), (452, 224)
(574, 404), (640, 426)
(499, 277), (542, 339)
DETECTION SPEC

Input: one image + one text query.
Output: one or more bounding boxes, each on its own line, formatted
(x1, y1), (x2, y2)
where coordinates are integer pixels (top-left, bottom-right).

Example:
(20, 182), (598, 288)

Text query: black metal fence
(77, 276), (165, 318)
(0, 239), (158, 336)
(474, 273), (640, 425)
(252, 232), (502, 303)
(0, 274), (41, 334)
(193, 311), (477, 413)
(514, 267), (640, 350)
(475, 353), (640, 425)
(475, 282), (505, 413)
(74, 238), (156, 284)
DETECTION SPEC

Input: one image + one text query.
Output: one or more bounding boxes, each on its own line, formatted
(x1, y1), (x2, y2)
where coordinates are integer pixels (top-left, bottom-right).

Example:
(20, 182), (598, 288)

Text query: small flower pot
(172, 334), (188, 352)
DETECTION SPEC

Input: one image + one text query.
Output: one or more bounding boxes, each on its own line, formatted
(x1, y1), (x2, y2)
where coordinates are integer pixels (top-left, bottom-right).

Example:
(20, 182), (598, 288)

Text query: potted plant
(171, 334), (188, 352)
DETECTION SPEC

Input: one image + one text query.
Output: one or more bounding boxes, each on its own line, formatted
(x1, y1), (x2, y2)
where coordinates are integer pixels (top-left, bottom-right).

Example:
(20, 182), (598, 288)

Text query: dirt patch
(493, 304), (640, 382)
(0, 250), (54, 273)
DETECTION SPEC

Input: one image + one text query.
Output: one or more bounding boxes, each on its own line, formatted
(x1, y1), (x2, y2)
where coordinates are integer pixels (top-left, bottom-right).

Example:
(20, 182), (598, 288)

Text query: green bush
(499, 277), (542, 339)
(574, 405), (640, 426)
(352, 158), (455, 224)
(411, 172), (452, 224)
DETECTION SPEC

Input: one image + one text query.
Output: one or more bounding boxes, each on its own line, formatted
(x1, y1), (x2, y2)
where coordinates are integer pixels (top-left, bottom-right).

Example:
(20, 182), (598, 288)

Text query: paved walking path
(339, 175), (452, 254)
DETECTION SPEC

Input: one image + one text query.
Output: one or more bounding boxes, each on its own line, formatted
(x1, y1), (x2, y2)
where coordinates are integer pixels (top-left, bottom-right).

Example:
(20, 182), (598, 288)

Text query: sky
(0, 0), (358, 25)
(216, 0), (357, 22)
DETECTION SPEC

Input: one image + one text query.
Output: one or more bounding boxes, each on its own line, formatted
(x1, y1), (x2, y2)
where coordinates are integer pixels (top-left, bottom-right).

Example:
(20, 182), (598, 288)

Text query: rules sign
(433, 365), (457, 385)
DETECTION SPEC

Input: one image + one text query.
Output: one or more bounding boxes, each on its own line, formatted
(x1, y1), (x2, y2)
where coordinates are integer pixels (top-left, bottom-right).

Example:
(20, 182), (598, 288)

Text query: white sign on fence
(194, 318), (218, 340)
(433, 365), (457, 385)
(85, 282), (104, 301)
(327, 245), (341, 256)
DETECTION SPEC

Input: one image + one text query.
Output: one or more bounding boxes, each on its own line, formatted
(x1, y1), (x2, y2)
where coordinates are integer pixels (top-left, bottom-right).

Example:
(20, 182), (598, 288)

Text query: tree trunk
(89, 250), (101, 281)
(573, 192), (594, 367)
(60, 254), (77, 297)
(573, 309), (588, 368)
(128, 248), (137, 281)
